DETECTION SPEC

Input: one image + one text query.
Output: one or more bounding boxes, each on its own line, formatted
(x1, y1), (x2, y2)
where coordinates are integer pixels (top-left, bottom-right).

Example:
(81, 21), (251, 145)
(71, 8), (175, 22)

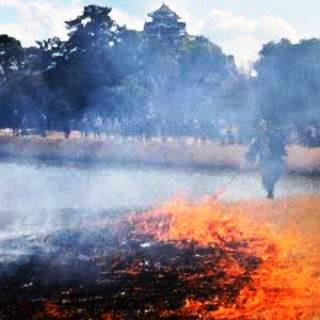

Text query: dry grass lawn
(0, 130), (319, 173)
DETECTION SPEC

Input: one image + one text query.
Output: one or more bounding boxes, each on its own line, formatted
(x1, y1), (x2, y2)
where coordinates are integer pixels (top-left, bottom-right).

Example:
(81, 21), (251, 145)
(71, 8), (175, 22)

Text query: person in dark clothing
(246, 120), (287, 199)
(12, 109), (21, 136)
(21, 115), (29, 136)
(63, 118), (72, 139)
(80, 114), (90, 138)
(39, 113), (48, 137)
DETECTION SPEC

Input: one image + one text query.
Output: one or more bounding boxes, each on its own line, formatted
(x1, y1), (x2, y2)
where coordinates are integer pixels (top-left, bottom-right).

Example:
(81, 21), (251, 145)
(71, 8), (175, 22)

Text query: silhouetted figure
(246, 120), (287, 199)
(21, 115), (29, 136)
(12, 109), (20, 136)
(93, 115), (103, 139)
(39, 113), (48, 137)
(80, 115), (90, 138)
(63, 118), (71, 139)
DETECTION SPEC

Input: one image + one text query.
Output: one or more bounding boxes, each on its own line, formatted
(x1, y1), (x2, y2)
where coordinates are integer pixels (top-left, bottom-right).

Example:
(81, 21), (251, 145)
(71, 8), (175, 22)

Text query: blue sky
(0, 0), (318, 68)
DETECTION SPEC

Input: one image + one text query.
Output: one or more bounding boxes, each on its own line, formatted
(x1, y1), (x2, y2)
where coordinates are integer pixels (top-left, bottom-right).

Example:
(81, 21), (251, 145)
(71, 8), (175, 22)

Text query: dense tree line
(0, 5), (320, 143)
(255, 38), (320, 126)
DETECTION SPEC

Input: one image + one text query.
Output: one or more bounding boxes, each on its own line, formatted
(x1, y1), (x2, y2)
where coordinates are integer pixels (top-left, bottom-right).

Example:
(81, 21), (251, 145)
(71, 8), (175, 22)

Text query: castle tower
(144, 3), (187, 47)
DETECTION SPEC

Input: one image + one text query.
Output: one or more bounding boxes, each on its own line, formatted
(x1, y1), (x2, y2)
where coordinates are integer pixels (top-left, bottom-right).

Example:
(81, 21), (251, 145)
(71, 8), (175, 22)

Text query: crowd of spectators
(6, 111), (320, 147)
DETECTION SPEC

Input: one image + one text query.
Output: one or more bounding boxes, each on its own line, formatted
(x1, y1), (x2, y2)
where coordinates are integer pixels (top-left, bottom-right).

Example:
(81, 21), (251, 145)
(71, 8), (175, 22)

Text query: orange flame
(36, 302), (68, 319)
(132, 197), (320, 320)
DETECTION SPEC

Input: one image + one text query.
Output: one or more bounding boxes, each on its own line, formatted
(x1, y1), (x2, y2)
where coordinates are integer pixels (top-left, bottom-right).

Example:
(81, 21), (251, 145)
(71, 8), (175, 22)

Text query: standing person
(80, 114), (90, 138)
(21, 115), (29, 136)
(39, 113), (48, 137)
(93, 114), (103, 139)
(63, 117), (71, 139)
(246, 120), (287, 199)
(12, 109), (20, 136)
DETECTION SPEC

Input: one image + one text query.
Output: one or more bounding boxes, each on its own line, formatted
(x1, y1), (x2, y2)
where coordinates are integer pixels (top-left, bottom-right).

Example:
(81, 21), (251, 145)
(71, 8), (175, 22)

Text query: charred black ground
(0, 223), (261, 320)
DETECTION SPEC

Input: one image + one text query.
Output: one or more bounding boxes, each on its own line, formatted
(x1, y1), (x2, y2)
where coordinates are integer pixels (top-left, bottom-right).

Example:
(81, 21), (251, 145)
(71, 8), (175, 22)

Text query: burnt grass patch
(0, 226), (262, 319)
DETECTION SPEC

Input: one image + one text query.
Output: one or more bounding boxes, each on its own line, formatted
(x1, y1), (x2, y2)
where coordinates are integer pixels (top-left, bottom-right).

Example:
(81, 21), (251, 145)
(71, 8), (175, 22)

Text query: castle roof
(148, 4), (180, 19)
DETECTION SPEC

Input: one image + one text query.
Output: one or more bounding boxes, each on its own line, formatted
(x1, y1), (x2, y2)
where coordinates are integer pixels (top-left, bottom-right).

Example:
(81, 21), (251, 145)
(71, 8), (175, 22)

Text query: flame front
(19, 197), (320, 319)
(133, 197), (320, 320)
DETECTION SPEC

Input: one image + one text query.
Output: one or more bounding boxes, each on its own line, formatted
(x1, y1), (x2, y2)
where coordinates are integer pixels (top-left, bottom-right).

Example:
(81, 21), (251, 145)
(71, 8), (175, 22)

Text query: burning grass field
(0, 130), (320, 174)
(0, 195), (319, 319)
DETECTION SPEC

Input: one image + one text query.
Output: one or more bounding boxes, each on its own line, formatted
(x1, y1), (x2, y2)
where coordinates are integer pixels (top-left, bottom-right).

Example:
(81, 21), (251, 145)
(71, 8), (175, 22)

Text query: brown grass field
(0, 130), (320, 173)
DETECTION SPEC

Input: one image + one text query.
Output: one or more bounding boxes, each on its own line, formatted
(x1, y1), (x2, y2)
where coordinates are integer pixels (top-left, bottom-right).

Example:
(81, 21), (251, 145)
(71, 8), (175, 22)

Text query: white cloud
(0, 0), (83, 46)
(0, 23), (33, 45)
(0, 0), (144, 46)
(111, 8), (144, 31)
(196, 9), (300, 69)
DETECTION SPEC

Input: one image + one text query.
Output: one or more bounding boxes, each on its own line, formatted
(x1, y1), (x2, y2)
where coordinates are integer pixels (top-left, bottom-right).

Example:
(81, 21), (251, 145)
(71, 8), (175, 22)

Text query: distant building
(144, 3), (187, 47)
